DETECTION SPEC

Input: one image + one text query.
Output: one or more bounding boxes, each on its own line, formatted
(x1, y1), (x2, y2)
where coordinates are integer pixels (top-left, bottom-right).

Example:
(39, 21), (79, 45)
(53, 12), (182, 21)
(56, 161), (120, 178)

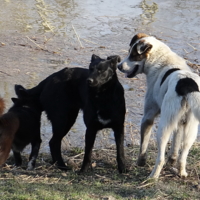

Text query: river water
(0, 0), (199, 153)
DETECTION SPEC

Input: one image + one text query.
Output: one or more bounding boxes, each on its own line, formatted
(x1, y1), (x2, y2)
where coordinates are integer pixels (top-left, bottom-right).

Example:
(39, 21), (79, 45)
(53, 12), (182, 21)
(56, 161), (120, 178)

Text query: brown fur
(0, 97), (5, 115)
(129, 33), (149, 47)
(129, 38), (152, 62)
(0, 112), (19, 165)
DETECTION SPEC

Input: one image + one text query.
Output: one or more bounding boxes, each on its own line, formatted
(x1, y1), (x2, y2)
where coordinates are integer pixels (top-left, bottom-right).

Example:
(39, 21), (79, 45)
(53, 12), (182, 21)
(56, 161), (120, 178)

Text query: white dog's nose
(118, 63), (123, 71)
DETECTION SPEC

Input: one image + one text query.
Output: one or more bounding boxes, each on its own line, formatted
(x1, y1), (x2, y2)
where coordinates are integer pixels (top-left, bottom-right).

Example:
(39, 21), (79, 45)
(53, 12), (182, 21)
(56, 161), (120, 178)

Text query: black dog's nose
(87, 78), (94, 85)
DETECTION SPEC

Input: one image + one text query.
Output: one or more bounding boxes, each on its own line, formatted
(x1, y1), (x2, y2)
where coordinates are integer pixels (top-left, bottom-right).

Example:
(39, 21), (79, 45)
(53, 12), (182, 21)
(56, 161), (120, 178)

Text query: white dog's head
(118, 33), (154, 78)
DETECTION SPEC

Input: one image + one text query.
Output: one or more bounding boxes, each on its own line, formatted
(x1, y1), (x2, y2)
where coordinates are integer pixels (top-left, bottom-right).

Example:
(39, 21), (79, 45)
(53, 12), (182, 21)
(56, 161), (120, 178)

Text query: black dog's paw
(118, 168), (128, 174)
(51, 161), (72, 171)
(78, 167), (93, 175)
(137, 156), (146, 166)
(57, 164), (72, 171)
(79, 163), (93, 174)
(118, 163), (127, 174)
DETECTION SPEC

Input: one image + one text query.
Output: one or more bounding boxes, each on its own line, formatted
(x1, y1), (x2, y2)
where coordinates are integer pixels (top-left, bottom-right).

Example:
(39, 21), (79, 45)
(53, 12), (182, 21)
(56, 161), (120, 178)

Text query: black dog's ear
(107, 55), (121, 63)
(14, 84), (28, 98)
(91, 54), (101, 62)
(136, 41), (152, 55)
(11, 98), (19, 104)
(109, 57), (119, 70)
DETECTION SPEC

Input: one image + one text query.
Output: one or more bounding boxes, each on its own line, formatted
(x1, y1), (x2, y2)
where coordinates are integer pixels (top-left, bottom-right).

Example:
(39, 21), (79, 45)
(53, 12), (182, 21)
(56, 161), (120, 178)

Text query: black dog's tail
(0, 97), (5, 116)
(15, 77), (47, 98)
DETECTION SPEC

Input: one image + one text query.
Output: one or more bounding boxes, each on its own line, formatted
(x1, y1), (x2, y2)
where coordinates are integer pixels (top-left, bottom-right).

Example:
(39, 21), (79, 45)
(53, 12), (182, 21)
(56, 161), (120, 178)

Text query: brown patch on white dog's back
(0, 97), (5, 116)
(130, 33), (149, 47)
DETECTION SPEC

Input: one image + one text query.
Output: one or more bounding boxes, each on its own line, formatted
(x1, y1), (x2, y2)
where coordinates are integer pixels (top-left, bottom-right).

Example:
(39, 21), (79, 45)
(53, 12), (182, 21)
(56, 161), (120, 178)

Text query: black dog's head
(87, 54), (121, 88)
(14, 85), (42, 112)
(11, 97), (42, 114)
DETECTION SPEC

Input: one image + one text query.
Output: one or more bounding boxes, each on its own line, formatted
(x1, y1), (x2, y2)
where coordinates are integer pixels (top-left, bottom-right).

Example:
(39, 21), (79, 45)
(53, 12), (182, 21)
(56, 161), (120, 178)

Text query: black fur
(160, 68), (180, 86)
(176, 77), (199, 96)
(15, 55), (126, 173)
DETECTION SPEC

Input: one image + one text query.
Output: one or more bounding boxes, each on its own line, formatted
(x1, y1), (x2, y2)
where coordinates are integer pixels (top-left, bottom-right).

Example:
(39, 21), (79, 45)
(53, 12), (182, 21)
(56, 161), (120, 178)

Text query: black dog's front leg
(13, 151), (22, 167)
(80, 127), (98, 172)
(113, 125), (126, 173)
(27, 137), (42, 170)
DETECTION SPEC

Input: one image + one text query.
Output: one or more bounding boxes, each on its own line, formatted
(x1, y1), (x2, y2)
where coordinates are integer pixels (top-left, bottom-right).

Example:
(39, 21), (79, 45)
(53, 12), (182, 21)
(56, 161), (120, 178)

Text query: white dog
(118, 33), (200, 179)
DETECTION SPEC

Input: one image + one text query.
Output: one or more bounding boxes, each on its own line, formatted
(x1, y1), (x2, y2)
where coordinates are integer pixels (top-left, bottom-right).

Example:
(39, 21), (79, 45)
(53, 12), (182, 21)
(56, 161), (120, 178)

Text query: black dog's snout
(87, 78), (94, 85)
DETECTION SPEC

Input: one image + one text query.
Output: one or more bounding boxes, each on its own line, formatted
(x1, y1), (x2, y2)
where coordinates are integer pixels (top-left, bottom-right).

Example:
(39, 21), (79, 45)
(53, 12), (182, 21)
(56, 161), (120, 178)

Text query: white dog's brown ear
(130, 33), (149, 47)
(137, 41), (152, 55)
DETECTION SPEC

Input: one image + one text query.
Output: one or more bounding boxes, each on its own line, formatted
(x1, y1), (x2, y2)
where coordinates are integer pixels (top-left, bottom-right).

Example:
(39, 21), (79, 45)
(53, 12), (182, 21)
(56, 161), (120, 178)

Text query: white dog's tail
(187, 92), (200, 122)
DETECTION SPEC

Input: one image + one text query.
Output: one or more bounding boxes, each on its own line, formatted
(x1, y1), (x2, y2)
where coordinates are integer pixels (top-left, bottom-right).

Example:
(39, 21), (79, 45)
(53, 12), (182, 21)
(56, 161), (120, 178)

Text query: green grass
(0, 144), (200, 200)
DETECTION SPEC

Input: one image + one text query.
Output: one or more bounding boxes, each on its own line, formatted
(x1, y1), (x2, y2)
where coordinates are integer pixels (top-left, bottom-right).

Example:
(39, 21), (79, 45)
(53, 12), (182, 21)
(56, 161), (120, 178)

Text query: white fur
(98, 115), (111, 125)
(119, 34), (200, 179)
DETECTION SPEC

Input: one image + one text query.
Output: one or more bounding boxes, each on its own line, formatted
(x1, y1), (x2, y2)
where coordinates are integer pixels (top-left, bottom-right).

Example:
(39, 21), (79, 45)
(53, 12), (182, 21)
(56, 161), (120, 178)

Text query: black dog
(0, 95), (42, 170)
(15, 54), (126, 173)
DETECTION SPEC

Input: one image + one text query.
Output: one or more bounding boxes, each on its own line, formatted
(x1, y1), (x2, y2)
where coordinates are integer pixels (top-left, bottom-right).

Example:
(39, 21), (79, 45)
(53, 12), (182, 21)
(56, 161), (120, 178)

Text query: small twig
(44, 33), (56, 44)
(0, 178), (14, 180)
(69, 152), (84, 159)
(121, 49), (128, 53)
(0, 71), (11, 76)
(54, 177), (61, 183)
(194, 168), (200, 182)
(95, 173), (107, 179)
(26, 36), (45, 50)
(187, 43), (197, 51)
(81, 38), (99, 45)
(137, 181), (155, 189)
(65, 178), (75, 185)
(71, 23), (84, 48)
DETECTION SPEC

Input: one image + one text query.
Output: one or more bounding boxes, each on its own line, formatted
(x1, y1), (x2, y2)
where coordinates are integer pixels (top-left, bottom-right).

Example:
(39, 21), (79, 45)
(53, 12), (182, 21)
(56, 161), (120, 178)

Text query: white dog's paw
(148, 172), (159, 180)
(179, 170), (188, 178)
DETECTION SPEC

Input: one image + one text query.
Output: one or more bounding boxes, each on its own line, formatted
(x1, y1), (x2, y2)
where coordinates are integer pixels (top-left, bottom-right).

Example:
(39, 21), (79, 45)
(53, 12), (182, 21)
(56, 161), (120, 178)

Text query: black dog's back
(16, 67), (89, 112)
